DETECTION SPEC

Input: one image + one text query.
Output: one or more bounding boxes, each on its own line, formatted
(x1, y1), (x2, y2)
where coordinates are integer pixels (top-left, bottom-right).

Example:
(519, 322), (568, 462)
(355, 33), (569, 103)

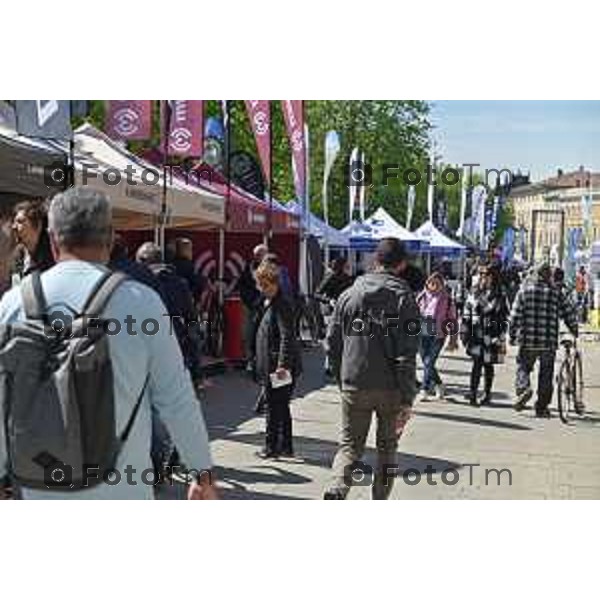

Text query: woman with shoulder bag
(461, 264), (509, 406)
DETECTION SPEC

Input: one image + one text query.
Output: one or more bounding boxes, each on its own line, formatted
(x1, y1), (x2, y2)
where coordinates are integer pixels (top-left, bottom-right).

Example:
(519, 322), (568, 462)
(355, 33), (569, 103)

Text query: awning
(343, 207), (426, 252)
(286, 200), (349, 247)
(414, 220), (466, 257)
(73, 124), (225, 230)
(0, 124), (67, 198)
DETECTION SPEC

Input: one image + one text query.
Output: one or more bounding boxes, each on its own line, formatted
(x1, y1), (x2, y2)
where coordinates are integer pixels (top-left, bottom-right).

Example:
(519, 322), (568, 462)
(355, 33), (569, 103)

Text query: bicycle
(556, 336), (585, 424)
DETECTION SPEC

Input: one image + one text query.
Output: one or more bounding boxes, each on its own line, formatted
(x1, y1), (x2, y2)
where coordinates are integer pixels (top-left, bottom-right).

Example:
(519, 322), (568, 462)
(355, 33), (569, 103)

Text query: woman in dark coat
(12, 200), (55, 276)
(461, 264), (510, 406)
(254, 260), (302, 458)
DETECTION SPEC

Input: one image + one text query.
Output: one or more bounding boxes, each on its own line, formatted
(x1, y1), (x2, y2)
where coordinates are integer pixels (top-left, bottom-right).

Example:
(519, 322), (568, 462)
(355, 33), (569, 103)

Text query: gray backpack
(0, 269), (147, 492)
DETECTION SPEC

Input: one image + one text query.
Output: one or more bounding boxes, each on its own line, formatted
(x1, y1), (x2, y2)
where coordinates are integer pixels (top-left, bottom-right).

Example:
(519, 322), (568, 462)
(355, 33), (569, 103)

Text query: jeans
(419, 334), (444, 392)
(470, 358), (494, 396)
(516, 349), (556, 409)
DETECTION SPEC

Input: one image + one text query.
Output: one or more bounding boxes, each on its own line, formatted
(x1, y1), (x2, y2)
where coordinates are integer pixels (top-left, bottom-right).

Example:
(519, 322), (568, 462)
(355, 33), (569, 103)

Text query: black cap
(374, 237), (408, 268)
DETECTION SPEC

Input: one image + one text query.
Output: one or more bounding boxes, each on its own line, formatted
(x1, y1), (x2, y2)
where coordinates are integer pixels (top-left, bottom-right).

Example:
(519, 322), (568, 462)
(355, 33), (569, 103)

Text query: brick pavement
(197, 338), (600, 500)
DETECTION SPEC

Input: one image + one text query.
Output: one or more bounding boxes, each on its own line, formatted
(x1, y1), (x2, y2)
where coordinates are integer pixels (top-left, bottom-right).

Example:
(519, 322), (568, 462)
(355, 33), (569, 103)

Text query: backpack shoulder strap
(21, 271), (47, 321)
(82, 271), (129, 317)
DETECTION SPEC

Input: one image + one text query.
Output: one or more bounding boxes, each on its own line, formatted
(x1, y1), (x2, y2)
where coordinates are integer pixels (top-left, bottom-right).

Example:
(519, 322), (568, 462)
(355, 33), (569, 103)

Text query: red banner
(163, 100), (204, 157)
(106, 101), (152, 140)
(281, 100), (306, 201)
(245, 100), (271, 185)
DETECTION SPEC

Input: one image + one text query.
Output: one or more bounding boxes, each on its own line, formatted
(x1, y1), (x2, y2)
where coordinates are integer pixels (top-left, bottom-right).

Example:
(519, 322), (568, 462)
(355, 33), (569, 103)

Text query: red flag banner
(163, 100), (204, 157)
(106, 101), (152, 140)
(245, 100), (271, 185)
(281, 100), (306, 201)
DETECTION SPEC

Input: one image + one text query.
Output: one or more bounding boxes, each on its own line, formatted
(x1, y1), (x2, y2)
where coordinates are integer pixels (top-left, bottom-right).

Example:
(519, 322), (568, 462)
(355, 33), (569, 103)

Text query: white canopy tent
(342, 207), (426, 252)
(413, 220), (466, 257)
(72, 124), (225, 230)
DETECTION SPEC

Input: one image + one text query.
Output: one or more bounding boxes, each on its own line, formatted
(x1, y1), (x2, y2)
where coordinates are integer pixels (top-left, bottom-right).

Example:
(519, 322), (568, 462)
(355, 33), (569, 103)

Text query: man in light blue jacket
(0, 187), (216, 500)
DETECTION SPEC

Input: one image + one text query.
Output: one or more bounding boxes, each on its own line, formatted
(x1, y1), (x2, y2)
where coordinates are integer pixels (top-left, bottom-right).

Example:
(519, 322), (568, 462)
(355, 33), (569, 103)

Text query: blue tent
(342, 207), (426, 252)
(414, 220), (465, 257)
(285, 201), (350, 247)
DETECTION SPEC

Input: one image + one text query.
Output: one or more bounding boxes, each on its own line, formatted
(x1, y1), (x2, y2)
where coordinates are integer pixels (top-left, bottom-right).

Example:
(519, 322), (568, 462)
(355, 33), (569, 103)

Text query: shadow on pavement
(225, 431), (464, 477)
(415, 410), (532, 431)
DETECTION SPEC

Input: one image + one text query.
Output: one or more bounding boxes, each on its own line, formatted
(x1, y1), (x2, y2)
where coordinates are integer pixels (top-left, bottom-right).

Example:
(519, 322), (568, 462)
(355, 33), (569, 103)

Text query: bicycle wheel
(573, 351), (584, 411)
(557, 361), (572, 424)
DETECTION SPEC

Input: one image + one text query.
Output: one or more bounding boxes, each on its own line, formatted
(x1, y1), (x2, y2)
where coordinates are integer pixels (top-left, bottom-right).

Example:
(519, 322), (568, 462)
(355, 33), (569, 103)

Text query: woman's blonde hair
(255, 259), (280, 288)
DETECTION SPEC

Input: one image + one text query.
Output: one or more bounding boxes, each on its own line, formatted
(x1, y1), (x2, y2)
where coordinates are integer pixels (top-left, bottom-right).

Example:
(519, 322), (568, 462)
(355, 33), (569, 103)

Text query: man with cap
(324, 237), (420, 500)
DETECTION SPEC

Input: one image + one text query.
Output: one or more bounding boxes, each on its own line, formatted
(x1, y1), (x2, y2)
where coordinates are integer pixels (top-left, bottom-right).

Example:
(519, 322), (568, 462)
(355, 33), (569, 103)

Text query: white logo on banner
(291, 129), (303, 152)
(253, 111), (269, 136)
(36, 100), (59, 127)
(114, 108), (140, 136)
(170, 127), (192, 152)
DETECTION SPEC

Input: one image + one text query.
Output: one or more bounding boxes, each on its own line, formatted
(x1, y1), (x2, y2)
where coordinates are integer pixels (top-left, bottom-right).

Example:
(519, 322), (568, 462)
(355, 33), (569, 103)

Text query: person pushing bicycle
(509, 263), (579, 418)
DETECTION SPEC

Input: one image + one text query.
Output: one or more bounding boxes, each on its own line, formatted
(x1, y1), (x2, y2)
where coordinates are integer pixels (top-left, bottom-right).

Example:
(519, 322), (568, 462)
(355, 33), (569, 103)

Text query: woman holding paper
(253, 259), (302, 459)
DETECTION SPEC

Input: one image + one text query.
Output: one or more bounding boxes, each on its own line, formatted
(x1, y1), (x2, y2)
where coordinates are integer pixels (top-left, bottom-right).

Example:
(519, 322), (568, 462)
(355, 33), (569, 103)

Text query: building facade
(509, 167), (600, 263)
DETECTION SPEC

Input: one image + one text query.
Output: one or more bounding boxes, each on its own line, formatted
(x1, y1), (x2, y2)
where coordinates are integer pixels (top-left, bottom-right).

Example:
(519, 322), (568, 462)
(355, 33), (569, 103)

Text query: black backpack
(0, 269), (147, 492)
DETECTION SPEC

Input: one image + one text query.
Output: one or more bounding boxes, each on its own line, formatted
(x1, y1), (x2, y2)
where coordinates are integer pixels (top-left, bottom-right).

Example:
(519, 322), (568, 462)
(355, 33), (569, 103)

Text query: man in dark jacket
(237, 244), (268, 368)
(136, 242), (204, 477)
(510, 263), (579, 417)
(136, 242), (203, 386)
(324, 238), (420, 500)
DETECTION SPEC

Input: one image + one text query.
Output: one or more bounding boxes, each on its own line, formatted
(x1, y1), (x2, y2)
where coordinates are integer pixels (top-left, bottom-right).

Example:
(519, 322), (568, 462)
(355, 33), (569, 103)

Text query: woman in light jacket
(417, 272), (456, 401)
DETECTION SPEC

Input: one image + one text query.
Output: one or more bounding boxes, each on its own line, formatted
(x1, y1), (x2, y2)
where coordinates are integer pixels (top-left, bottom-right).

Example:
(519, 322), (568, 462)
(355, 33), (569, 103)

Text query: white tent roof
(414, 220), (465, 256)
(73, 124), (225, 230)
(342, 207), (425, 251)
(365, 207), (423, 244)
(286, 200), (350, 247)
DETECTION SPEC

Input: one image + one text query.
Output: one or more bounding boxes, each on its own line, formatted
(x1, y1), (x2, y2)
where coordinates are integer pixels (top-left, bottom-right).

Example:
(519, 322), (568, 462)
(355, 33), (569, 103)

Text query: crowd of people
(0, 188), (590, 500)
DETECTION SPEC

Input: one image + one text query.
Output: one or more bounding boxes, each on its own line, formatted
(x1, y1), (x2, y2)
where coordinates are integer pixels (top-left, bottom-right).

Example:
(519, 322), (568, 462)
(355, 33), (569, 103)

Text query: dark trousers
(516, 349), (556, 409)
(330, 389), (406, 500)
(470, 358), (494, 396)
(264, 383), (294, 455)
(419, 335), (444, 392)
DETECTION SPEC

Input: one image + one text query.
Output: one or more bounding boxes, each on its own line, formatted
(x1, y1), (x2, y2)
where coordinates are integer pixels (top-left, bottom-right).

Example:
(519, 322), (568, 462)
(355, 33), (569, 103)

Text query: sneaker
(435, 384), (446, 401)
(419, 390), (436, 402)
(514, 389), (533, 411)
(574, 401), (585, 416)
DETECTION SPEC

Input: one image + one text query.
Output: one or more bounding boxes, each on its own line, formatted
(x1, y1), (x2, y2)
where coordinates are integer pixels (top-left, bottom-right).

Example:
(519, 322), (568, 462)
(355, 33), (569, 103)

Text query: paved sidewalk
(199, 339), (600, 500)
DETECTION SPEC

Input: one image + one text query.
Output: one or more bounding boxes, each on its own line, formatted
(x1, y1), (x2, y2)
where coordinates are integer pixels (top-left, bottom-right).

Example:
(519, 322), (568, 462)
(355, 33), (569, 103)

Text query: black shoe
(480, 393), (492, 406)
(514, 389), (533, 411)
(466, 392), (478, 406)
(535, 407), (551, 419)
(323, 487), (348, 500)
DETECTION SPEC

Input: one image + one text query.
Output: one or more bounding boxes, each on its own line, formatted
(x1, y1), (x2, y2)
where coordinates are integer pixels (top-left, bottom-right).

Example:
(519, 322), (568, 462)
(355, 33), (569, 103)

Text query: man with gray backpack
(0, 187), (216, 500)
